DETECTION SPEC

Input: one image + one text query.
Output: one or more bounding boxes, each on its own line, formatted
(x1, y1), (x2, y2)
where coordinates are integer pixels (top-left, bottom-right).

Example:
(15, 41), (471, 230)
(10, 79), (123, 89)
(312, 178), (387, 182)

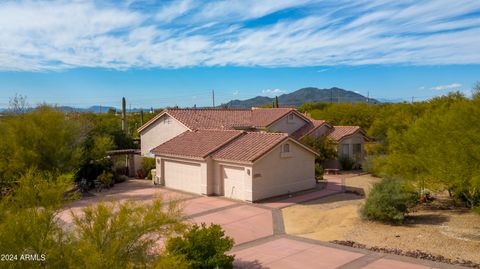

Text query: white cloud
(431, 83), (463, 91)
(262, 89), (285, 96)
(156, 0), (196, 22)
(1, 0), (480, 71)
(232, 90), (239, 95)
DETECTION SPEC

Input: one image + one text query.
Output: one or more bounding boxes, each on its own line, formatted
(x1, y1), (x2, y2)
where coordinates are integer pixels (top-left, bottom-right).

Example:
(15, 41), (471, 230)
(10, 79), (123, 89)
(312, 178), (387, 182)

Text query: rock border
(331, 240), (480, 269)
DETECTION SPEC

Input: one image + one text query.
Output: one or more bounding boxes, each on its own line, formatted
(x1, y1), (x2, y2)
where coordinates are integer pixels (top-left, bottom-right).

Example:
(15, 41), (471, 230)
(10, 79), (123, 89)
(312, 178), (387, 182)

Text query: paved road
(58, 178), (467, 269)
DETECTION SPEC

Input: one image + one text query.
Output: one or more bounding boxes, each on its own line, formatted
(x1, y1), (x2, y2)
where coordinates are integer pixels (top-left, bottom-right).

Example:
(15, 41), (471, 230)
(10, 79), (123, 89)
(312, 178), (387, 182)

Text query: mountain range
(222, 87), (379, 108)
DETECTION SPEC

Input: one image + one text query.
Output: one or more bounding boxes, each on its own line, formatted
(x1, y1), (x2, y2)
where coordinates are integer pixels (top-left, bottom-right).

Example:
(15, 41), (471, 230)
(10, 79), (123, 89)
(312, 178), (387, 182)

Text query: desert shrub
(0, 169), (188, 268)
(339, 155), (355, 170)
(165, 223), (235, 269)
(361, 155), (375, 174)
(115, 174), (128, 183)
(315, 163), (324, 181)
(361, 155), (386, 176)
(361, 178), (419, 224)
(97, 171), (114, 187)
(75, 159), (113, 189)
(69, 199), (186, 268)
(0, 170), (76, 269)
(142, 157), (156, 180)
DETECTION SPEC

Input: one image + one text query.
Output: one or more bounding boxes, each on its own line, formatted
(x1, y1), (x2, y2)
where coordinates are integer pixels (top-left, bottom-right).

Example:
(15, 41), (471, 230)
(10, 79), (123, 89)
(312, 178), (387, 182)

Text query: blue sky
(1, 0), (480, 108)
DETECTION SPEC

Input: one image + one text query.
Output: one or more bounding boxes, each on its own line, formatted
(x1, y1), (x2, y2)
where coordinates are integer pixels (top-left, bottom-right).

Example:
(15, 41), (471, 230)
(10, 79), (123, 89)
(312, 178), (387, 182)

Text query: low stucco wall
(251, 141), (316, 201)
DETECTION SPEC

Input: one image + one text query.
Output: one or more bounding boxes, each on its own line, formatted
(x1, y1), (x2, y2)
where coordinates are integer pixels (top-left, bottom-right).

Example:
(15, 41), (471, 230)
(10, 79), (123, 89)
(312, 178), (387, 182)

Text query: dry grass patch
(283, 173), (480, 263)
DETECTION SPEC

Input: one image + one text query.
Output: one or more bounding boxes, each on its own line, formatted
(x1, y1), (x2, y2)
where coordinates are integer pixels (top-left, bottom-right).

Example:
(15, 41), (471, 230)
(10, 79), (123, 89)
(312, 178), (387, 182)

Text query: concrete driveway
(59, 179), (466, 269)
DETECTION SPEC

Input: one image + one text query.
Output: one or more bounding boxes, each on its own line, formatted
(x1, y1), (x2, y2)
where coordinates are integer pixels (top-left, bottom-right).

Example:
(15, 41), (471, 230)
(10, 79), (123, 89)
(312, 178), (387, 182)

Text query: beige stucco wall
(338, 133), (365, 161)
(140, 114), (188, 156)
(251, 141), (316, 201)
(269, 112), (308, 135)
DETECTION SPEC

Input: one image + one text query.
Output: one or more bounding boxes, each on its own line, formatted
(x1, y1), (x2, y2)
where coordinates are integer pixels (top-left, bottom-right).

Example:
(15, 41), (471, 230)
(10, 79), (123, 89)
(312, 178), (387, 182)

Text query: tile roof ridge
(166, 108), (251, 111)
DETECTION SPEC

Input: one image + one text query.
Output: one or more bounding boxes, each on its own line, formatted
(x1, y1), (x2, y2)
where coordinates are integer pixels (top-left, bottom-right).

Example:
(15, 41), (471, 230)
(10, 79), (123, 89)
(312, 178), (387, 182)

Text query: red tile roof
(327, 126), (366, 141)
(291, 119), (328, 139)
(251, 108), (296, 127)
(138, 108), (300, 132)
(151, 129), (243, 158)
(167, 109), (252, 130)
(212, 132), (289, 162)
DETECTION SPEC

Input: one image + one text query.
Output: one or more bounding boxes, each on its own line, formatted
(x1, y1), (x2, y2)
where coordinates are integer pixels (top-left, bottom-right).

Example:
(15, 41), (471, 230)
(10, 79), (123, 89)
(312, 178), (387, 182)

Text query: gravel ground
(282, 173), (480, 264)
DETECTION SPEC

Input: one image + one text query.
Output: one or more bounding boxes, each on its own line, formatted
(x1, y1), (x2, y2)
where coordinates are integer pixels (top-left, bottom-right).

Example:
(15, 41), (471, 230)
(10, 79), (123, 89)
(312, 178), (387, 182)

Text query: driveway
(59, 179), (466, 269)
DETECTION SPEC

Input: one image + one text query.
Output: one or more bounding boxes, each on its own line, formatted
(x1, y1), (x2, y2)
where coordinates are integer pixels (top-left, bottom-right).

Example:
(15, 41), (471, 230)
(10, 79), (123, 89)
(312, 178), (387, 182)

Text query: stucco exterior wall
(269, 112), (308, 135)
(338, 133), (365, 161)
(140, 114), (188, 156)
(251, 141), (316, 201)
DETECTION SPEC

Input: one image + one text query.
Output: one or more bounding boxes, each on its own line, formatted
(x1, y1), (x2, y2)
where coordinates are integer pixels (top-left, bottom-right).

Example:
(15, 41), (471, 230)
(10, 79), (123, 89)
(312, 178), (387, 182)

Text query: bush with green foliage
(0, 106), (84, 181)
(301, 136), (337, 164)
(97, 170), (114, 187)
(0, 169), (187, 269)
(143, 157), (156, 180)
(361, 178), (419, 224)
(115, 174), (128, 183)
(339, 155), (355, 170)
(315, 163), (324, 181)
(165, 223), (235, 269)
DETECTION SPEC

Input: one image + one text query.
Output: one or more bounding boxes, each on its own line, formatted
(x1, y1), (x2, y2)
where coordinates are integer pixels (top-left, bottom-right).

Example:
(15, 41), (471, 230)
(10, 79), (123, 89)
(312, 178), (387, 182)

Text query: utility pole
(121, 97), (126, 133)
(212, 90), (215, 108)
(411, 96), (415, 103)
(366, 91), (370, 104)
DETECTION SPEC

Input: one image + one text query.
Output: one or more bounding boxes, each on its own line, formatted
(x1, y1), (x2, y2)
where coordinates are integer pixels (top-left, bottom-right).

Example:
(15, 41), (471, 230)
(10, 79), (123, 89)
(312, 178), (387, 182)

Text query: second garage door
(223, 166), (245, 200)
(164, 160), (201, 194)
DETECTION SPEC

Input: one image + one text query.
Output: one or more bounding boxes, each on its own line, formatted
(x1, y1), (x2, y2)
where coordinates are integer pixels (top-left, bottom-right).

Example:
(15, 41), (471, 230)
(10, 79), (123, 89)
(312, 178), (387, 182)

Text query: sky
(1, 0), (480, 108)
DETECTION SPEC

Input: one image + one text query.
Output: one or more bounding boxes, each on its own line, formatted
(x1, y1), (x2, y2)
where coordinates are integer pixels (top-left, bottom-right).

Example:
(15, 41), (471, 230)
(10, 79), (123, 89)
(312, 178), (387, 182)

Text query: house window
(283, 143), (290, 153)
(341, 144), (349, 157)
(288, 113), (294, 120)
(353, 144), (362, 159)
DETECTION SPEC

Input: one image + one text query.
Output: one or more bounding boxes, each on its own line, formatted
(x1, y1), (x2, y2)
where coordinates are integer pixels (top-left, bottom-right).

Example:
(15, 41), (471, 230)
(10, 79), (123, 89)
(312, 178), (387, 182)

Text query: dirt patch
(282, 173), (480, 264)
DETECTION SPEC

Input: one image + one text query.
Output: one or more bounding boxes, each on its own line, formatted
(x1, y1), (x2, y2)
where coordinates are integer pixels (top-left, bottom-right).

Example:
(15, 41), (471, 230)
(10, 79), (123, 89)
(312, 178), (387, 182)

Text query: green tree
(0, 106), (84, 181)
(0, 169), (188, 269)
(301, 136), (337, 164)
(68, 199), (186, 269)
(381, 94), (480, 209)
(165, 223), (235, 269)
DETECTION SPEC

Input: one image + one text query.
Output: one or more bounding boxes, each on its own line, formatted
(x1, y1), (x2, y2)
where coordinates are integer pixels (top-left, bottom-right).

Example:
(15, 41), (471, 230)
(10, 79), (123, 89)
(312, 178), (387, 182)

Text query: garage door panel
(164, 160), (201, 194)
(223, 166), (245, 200)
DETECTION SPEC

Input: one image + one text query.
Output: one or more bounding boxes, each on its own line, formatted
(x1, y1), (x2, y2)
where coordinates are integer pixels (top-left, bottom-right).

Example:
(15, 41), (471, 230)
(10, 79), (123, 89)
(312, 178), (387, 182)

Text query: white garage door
(164, 160), (201, 194)
(223, 166), (245, 200)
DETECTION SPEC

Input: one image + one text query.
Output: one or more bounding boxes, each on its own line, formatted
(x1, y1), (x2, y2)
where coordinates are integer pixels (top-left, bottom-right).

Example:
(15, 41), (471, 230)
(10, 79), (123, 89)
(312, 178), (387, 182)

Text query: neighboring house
(137, 107), (367, 201)
(325, 126), (369, 169)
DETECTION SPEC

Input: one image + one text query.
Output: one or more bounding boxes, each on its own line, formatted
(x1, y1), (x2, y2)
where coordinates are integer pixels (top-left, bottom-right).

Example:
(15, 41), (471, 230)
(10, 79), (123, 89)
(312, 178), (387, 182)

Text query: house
(137, 108), (367, 201)
(151, 129), (317, 201)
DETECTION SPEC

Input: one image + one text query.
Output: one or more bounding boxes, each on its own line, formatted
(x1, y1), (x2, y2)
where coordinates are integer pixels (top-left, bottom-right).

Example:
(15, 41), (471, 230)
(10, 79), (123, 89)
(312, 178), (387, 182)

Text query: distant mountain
(222, 87), (379, 108)
(0, 106), (147, 114)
